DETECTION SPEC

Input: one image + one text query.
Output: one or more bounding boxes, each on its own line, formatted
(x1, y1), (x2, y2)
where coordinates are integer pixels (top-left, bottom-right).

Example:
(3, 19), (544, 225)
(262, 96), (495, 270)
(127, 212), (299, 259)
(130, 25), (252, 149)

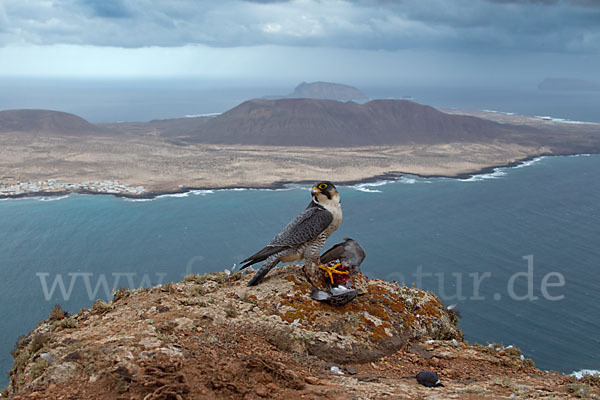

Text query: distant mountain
(0, 109), (107, 135)
(287, 81), (367, 101)
(538, 78), (600, 92)
(2, 101), (599, 154)
(263, 81), (367, 101)
(181, 98), (520, 146)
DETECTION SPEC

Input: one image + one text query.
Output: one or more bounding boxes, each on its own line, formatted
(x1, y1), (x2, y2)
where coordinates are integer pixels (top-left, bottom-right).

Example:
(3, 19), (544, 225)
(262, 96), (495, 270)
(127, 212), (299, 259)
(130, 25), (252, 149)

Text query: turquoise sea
(1, 154), (599, 387)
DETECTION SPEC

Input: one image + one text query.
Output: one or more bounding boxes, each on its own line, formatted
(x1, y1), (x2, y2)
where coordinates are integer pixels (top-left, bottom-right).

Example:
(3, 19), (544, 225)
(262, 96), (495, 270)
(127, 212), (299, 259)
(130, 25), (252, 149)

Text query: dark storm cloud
(241, 0), (294, 3)
(486, 0), (560, 4)
(0, 0), (598, 53)
(79, 0), (134, 18)
(486, 0), (600, 6)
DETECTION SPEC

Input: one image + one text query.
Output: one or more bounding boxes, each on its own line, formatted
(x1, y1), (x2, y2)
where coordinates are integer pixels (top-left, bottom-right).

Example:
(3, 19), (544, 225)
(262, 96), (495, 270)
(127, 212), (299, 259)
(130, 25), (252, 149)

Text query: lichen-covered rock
(5, 265), (589, 400)
(248, 266), (463, 363)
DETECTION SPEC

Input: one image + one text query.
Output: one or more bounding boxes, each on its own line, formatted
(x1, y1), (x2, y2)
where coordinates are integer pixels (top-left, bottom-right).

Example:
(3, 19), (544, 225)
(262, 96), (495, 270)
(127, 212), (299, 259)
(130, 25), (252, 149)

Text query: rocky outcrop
(5, 265), (598, 399)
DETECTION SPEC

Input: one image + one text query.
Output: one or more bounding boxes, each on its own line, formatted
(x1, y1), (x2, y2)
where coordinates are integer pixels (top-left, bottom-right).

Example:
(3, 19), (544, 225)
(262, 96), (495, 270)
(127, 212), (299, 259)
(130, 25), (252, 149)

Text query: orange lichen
(371, 323), (391, 341)
(282, 310), (304, 323)
(401, 312), (417, 329)
(275, 272), (452, 343)
(418, 299), (442, 319)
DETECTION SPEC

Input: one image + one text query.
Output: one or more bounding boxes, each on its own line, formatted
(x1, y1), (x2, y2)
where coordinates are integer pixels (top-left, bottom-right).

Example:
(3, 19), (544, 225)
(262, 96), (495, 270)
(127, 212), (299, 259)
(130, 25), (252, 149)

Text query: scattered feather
(330, 366), (344, 375)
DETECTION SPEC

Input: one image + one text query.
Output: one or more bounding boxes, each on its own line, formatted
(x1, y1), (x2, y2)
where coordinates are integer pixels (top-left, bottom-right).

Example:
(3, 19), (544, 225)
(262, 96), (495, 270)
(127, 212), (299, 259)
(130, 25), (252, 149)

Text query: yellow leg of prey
(318, 262), (349, 284)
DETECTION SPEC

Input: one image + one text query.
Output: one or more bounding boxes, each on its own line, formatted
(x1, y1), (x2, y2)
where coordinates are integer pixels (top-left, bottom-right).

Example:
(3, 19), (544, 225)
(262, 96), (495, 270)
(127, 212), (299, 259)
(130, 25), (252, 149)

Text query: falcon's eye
(318, 183), (327, 190)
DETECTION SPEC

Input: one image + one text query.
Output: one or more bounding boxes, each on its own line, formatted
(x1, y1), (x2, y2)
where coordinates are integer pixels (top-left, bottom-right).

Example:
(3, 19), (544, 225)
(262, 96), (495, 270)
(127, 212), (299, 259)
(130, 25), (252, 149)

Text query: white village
(0, 179), (145, 197)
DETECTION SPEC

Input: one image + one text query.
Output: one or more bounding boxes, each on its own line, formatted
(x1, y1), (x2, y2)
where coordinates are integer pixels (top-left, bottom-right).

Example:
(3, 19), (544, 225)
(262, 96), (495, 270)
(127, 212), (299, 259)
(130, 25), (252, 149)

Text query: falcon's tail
(247, 257), (279, 286)
(240, 245), (287, 270)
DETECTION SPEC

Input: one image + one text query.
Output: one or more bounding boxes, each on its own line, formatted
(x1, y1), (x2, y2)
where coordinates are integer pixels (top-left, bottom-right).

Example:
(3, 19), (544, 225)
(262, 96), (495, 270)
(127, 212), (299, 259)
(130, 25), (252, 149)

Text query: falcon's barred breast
(240, 181), (342, 286)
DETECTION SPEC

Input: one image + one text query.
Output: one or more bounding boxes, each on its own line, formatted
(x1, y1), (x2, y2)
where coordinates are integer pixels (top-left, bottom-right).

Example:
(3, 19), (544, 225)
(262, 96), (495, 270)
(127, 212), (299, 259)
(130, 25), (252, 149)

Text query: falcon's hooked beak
(311, 181), (337, 201)
(312, 185), (331, 200)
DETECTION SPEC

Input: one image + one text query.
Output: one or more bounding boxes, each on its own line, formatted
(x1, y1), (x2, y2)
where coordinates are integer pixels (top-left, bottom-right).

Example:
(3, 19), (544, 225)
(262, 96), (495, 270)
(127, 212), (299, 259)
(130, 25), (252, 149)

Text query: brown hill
(5, 102), (598, 155)
(181, 98), (524, 146)
(0, 109), (107, 136)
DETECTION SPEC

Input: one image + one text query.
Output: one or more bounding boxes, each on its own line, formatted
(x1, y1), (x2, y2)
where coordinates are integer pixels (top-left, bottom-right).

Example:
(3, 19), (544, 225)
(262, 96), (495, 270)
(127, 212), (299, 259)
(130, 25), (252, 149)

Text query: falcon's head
(311, 181), (340, 204)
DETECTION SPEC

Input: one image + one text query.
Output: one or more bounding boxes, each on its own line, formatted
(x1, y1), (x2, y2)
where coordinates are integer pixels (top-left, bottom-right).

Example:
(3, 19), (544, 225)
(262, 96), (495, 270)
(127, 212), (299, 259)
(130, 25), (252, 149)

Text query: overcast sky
(0, 0), (598, 85)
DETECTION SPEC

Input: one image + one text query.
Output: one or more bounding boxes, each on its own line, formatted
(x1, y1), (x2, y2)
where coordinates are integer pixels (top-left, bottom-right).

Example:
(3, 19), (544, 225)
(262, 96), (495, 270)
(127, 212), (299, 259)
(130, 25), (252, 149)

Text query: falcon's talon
(318, 262), (349, 284)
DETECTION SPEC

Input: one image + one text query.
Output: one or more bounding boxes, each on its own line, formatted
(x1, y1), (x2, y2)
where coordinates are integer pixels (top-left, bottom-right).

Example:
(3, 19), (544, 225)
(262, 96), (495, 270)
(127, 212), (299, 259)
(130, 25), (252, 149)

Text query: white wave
(399, 177), (417, 184)
(534, 115), (596, 124)
(191, 190), (214, 196)
(513, 157), (545, 169)
(351, 180), (394, 193)
(218, 186), (293, 192)
(570, 369), (600, 379)
(351, 176), (435, 190)
(0, 196), (36, 202)
(482, 109), (516, 116)
(222, 187), (293, 191)
(461, 169), (507, 182)
(353, 186), (382, 193)
(38, 195), (70, 202)
(401, 176), (433, 184)
(359, 180), (392, 187)
(121, 186), (295, 201)
(461, 155), (550, 182)
(156, 192), (190, 199)
(157, 189), (215, 198)
(184, 112), (221, 118)
(279, 183), (313, 191)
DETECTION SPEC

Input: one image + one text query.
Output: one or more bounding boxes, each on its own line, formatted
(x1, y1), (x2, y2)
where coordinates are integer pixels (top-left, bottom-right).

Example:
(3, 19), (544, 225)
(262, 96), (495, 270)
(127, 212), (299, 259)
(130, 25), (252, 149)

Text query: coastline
(2, 104), (600, 202)
(401, 151), (554, 180)
(1, 151), (592, 201)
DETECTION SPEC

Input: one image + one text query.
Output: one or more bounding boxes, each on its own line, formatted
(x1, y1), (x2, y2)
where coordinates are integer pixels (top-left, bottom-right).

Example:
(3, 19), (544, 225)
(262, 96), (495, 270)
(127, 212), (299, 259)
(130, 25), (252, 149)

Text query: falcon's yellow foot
(318, 262), (349, 284)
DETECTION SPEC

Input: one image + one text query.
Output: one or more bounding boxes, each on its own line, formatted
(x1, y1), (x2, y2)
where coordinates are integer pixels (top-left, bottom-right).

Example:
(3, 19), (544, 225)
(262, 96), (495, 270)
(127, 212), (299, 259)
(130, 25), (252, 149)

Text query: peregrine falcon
(240, 181), (342, 286)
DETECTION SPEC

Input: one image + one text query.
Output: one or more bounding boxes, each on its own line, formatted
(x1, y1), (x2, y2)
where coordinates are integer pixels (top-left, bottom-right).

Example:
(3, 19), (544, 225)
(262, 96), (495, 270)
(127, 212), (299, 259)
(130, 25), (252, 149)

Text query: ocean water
(1, 78), (600, 123)
(0, 78), (284, 123)
(1, 154), (599, 386)
(366, 85), (600, 124)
